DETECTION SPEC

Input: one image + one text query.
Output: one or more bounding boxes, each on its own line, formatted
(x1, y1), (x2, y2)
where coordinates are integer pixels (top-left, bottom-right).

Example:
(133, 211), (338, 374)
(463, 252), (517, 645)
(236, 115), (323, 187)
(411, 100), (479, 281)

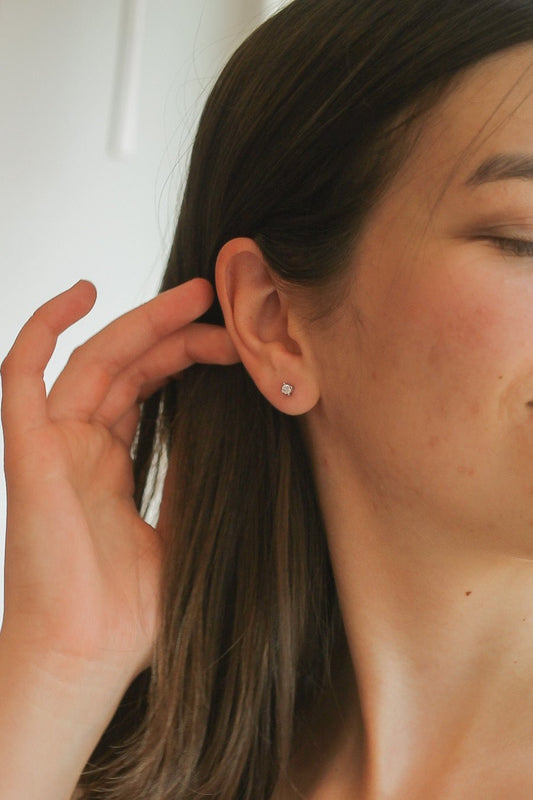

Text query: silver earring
(281, 382), (295, 397)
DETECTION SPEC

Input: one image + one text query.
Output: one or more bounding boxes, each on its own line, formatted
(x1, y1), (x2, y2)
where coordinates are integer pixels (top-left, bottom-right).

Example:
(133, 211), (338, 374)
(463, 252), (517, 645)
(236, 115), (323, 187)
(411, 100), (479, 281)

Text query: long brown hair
(77, 1), (533, 797)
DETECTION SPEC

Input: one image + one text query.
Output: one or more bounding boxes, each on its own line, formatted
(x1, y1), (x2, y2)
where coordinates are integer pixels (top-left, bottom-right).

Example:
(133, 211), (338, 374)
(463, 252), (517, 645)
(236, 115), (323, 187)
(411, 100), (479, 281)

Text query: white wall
(0, 0), (291, 622)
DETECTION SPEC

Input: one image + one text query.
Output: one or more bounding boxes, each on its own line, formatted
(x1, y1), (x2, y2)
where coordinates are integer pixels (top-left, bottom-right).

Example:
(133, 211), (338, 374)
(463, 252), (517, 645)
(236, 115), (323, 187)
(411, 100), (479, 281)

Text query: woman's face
(305, 43), (533, 556)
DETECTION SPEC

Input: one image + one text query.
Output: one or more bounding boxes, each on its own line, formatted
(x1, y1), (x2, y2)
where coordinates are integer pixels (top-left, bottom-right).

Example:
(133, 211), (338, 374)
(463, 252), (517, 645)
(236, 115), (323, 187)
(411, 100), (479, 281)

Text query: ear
(215, 238), (320, 415)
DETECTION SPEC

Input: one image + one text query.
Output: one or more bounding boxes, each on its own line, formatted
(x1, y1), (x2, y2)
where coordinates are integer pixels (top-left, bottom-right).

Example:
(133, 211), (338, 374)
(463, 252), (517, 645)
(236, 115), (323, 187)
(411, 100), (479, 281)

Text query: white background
(0, 0), (290, 622)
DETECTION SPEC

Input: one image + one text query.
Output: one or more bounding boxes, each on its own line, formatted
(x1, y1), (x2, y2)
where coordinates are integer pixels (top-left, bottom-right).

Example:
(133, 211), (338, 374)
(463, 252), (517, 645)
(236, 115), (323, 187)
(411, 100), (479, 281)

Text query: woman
(3, 0), (533, 797)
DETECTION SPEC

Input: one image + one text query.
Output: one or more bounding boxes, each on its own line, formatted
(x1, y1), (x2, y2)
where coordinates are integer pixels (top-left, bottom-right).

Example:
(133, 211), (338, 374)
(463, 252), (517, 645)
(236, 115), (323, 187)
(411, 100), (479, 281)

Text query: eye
(486, 236), (533, 258)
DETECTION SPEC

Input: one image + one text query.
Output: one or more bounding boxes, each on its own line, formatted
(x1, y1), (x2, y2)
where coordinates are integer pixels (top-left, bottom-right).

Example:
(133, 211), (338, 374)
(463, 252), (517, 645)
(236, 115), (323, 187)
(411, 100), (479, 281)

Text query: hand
(1, 278), (239, 684)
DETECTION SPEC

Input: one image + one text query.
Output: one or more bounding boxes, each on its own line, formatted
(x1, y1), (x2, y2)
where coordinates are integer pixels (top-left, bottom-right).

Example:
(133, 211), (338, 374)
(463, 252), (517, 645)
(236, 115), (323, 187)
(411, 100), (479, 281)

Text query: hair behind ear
(78, 363), (342, 799)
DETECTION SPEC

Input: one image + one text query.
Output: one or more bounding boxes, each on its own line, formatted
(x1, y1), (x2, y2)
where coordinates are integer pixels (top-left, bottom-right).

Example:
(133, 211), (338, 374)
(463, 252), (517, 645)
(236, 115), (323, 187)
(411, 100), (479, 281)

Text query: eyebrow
(465, 152), (533, 187)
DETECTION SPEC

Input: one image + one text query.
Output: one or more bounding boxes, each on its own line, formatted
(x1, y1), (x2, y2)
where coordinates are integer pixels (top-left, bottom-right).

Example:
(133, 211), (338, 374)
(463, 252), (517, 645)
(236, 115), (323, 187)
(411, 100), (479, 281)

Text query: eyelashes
(485, 236), (533, 258)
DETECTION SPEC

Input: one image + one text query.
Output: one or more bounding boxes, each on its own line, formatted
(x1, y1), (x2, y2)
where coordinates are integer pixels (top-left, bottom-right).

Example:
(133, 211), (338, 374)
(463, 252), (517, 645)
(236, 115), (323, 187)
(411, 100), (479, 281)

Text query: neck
(307, 442), (533, 799)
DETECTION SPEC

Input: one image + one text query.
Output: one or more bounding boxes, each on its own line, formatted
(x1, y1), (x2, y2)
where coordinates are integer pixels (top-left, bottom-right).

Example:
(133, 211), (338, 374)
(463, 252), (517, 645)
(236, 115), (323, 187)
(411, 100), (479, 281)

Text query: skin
(0, 277), (240, 797)
(216, 42), (533, 799)
(5, 36), (533, 800)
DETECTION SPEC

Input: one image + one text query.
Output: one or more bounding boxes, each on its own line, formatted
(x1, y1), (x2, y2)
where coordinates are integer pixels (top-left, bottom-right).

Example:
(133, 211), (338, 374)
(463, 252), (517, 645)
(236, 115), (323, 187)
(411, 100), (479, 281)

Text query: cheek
(312, 259), (533, 541)
(354, 274), (512, 467)
(416, 296), (502, 417)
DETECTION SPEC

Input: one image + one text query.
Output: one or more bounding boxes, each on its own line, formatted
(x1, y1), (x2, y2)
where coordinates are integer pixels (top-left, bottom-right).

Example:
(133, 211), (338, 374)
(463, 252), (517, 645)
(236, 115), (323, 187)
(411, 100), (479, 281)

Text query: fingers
(47, 279), (216, 422)
(2, 276), (240, 452)
(92, 323), (239, 429)
(1, 281), (97, 438)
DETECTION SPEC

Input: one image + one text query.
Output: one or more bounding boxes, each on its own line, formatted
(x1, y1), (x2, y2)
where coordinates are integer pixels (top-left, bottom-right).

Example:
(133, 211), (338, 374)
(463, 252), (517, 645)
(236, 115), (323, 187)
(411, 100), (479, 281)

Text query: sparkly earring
(281, 382), (295, 397)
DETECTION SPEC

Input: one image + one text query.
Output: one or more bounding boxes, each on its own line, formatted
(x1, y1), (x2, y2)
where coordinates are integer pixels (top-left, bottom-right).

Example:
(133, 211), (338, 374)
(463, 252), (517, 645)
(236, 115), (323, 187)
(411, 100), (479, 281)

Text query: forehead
(348, 42), (533, 270)
(401, 43), (533, 205)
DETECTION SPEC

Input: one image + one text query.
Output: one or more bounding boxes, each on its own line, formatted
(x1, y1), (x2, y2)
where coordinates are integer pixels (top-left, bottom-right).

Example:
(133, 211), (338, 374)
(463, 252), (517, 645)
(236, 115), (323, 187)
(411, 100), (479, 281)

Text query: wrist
(0, 623), (134, 694)
(0, 632), (129, 800)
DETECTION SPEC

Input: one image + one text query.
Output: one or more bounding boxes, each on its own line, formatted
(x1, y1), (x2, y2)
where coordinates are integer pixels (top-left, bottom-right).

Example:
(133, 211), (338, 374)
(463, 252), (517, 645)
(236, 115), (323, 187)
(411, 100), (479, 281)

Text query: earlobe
(215, 238), (320, 415)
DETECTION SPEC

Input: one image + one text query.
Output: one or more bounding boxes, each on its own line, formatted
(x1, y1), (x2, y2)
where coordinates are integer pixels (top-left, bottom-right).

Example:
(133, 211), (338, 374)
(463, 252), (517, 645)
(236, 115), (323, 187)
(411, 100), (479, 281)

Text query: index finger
(1, 280), (97, 437)
(47, 278), (216, 421)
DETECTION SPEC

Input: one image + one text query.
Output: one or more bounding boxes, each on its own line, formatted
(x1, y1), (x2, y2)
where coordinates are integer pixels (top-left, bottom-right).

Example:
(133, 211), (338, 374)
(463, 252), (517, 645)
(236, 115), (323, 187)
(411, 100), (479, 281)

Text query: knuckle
(67, 346), (121, 380)
(128, 364), (149, 390)
(0, 354), (14, 380)
(28, 306), (51, 335)
(144, 303), (165, 341)
(66, 345), (84, 365)
(29, 305), (44, 322)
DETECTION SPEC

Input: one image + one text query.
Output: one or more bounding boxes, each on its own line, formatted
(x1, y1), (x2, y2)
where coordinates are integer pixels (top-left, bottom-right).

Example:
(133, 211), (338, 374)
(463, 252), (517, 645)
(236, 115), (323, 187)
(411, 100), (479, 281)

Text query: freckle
(523, 618), (527, 622)
(465, 590), (472, 596)
(498, 375), (503, 380)
(458, 465), (475, 476)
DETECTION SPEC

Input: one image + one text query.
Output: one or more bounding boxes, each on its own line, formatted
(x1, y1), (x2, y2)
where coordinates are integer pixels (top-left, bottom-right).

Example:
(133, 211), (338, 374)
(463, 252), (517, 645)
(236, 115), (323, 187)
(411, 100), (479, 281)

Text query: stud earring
(281, 382), (295, 397)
